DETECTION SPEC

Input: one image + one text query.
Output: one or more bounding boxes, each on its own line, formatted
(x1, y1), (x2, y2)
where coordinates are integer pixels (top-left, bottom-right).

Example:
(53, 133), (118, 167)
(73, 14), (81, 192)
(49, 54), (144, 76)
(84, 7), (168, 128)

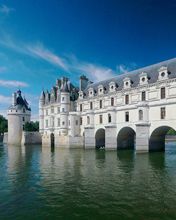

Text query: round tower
(7, 90), (31, 145)
(39, 91), (45, 134)
(60, 77), (70, 135)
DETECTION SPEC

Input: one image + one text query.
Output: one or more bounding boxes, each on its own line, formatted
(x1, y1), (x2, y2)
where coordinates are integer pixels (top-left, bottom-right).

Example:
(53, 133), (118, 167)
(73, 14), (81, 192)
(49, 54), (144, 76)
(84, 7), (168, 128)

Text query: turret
(39, 91), (45, 107)
(7, 90), (31, 145)
(50, 87), (56, 103)
(60, 78), (70, 135)
(39, 91), (45, 133)
(45, 90), (50, 104)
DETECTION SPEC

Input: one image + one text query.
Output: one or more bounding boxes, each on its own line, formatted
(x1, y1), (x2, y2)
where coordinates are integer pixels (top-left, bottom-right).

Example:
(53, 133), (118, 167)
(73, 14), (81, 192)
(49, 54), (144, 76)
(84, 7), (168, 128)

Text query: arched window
(139, 110), (143, 121)
(87, 116), (90, 124)
(108, 114), (111, 123)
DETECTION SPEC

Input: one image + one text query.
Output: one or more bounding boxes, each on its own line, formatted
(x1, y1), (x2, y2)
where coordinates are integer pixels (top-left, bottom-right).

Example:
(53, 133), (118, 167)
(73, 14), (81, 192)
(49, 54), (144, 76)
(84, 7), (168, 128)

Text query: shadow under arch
(149, 126), (176, 152)
(50, 133), (55, 149)
(95, 128), (105, 149)
(117, 127), (136, 150)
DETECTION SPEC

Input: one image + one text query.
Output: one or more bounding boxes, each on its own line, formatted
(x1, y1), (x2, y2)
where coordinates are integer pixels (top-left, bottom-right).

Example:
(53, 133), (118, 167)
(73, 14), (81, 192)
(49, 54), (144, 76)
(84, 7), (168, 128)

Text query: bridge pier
(105, 125), (117, 150)
(84, 127), (95, 149)
(135, 122), (150, 153)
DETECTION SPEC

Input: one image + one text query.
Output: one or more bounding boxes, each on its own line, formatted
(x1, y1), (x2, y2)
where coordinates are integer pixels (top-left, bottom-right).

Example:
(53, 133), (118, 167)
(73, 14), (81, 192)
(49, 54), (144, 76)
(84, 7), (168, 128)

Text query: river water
(0, 143), (176, 220)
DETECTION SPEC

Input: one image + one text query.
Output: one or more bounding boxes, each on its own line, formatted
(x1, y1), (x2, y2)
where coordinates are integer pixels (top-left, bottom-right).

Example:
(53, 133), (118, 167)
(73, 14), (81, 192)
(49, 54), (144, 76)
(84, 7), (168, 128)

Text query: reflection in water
(0, 144), (176, 219)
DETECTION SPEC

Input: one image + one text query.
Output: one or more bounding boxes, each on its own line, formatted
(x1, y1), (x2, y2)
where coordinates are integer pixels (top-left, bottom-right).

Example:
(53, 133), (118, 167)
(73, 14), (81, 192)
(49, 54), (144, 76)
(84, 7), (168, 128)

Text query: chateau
(39, 58), (176, 152)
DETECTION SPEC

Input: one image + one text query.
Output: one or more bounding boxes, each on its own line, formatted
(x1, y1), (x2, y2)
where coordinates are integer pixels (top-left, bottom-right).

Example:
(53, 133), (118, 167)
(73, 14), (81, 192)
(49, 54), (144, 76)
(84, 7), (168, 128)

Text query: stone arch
(117, 127), (136, 150)
(149, 126), (176, 151)
(95, 128), (105, 149)
(50, 133), (55, 148)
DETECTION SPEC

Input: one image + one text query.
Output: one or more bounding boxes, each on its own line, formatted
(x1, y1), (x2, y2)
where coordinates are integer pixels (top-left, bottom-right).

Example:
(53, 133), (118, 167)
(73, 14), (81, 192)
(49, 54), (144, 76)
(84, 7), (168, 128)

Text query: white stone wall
(40, 76), (176, 151)
(21, 132), (42, 145)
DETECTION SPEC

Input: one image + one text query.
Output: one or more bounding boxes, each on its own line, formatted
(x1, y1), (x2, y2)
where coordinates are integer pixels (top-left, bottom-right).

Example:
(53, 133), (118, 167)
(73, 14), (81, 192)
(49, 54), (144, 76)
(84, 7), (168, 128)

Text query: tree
(24, 121), (39, 132)
(167, 128), (176, 135)
(0, 115), (8, 134)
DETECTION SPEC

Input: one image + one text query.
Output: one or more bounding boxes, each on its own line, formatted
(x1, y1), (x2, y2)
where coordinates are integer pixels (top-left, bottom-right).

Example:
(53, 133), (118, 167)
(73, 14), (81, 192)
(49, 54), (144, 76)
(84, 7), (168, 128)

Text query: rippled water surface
(1, 143), (176, 220)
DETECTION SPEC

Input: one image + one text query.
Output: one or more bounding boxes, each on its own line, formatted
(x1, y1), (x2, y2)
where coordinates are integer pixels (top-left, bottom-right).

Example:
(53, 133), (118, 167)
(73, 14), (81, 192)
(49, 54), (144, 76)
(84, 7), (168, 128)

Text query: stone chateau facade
(39, 58), (176, 152)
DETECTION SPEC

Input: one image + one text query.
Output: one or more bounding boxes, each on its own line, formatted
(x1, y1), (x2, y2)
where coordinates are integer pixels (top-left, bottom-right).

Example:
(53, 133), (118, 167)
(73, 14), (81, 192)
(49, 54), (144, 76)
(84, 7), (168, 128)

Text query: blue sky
(0, 0), (176, 119)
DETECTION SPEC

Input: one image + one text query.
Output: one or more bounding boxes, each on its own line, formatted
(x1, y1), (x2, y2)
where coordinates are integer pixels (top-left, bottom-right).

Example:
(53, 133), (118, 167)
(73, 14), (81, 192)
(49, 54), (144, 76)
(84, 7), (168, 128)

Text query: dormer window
(98, 85), (104, 95)
(88, 88), (94, 97)
(79, 91), (84, 99)
(123, 77), (131, 89)
(109, 81), (116, 92)
(158, 66), (169, 81)
(139, 72), (148, 85)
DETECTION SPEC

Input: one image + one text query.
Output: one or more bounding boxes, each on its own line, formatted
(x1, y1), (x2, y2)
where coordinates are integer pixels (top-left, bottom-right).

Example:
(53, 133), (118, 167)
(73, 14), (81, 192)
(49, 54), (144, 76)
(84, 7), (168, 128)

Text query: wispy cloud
(27, 43), (68, 71)
(0, 34), (68, 71)
(0, 5), (15, 15)
(0, 33), (137, 83)
(116, 62), (137, 74)
(68, 56), (116, 82)
(0, 80), (29, 88)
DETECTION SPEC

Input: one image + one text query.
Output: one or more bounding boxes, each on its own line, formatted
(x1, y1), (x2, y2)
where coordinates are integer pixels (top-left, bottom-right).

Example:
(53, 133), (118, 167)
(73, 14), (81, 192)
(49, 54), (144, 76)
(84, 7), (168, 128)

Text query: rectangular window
(125, 95), (129, 104)
(69, 120), (70, 126)
(80, 104), (82, 112)
(161, 87), (166, 99)
(111, 97), (114, 106)
(108, 114), (111, 123)
(87, 116), (90, 124)
(80, 117), (82, 125)
(90, 102), (93, 110)
(22, 117), (25, 122)
(161, 107), (166, 119)
(57, 107), (60, 113)
(99, 115), (103, 124)
(52, 118), (54, 127)
(76, 120), (78, 125)
(62, 97), (64, 101)
(100, 100), (102, 109)
(142, 91), (146, 101)
(51, 108), (54, 113)
(46, 109), (48, 115)
(57, 118), (60, 127)
(125, 112), (129, 122)
(62, 108), (64, 112)
(46, 120), (48, 128)
(62, 121), (65, 126)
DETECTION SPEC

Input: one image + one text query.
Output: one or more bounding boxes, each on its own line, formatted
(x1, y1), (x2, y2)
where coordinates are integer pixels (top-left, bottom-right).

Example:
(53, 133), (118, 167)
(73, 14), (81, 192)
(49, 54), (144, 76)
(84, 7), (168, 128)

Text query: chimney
(12, 92), (17, 106)
(79, 75), (89, 91)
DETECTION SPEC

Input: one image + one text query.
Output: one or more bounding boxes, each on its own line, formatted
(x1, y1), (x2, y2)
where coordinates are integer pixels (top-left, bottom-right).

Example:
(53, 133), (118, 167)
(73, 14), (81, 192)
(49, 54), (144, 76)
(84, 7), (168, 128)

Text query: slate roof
(84, 57), (176, 96)
(9, 90), (31, 111)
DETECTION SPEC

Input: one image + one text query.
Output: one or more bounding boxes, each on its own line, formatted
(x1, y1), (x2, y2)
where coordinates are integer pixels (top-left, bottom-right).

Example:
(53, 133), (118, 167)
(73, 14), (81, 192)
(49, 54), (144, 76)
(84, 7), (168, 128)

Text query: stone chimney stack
(12, 92), (17, 106)
(79, 75), (89, 91)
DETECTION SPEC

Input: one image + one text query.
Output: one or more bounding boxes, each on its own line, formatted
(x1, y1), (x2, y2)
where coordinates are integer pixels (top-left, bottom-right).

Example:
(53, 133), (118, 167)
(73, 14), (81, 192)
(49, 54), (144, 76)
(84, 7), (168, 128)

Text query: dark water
(0, 143), (176, 220)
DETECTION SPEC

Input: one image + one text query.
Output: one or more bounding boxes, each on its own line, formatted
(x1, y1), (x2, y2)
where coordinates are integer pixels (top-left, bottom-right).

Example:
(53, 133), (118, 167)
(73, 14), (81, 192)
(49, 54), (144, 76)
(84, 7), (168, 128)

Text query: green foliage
(24, 121), (39, 132)
(167, 128), (176, 135)
(0, 115), (8, 134)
